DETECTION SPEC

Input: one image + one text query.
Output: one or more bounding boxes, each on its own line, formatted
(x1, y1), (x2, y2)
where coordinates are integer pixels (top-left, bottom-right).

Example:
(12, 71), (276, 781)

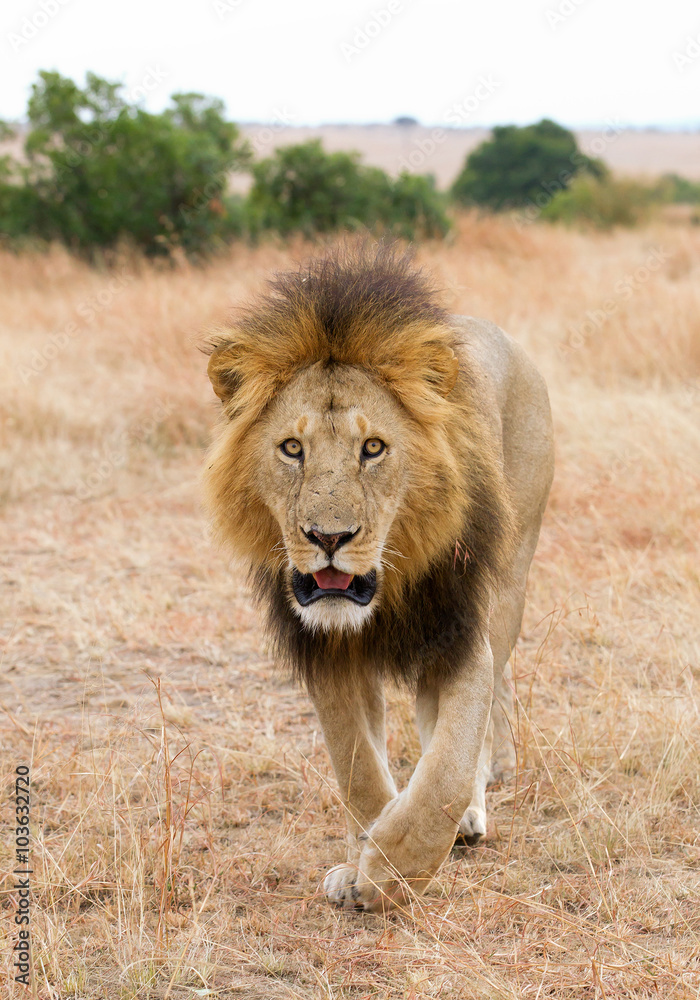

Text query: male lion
(203, 244), (554, 912)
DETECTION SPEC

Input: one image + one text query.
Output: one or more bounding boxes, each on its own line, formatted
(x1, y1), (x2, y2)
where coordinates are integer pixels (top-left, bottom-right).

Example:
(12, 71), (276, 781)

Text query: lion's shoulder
(450, 315), (546, 405)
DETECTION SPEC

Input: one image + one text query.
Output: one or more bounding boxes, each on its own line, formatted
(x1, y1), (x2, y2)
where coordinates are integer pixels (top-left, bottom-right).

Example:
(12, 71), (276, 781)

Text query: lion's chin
(294, 597), (376, 634)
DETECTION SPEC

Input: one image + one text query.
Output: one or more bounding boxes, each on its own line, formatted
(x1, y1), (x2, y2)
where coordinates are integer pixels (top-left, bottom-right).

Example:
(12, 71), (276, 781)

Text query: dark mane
(206, 242), (450, 360)
(268, 243), (447, 340)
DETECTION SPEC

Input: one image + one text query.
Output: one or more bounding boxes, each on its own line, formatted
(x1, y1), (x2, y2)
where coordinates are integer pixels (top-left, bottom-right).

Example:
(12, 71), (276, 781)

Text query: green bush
(0, 72), (452, 254)
(0, 71), (251, 256)
(653, 172), (700, 204)
(247, 140), (450, 240)
(452, 118), (605, 211)
(540, 175), (655, 229)
(385, 172), (451, 239)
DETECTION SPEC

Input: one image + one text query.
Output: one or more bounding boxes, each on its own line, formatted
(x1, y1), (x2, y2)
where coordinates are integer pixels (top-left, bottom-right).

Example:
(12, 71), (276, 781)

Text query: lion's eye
(280, 438), (303, 458)
(362, 438), (386, 458)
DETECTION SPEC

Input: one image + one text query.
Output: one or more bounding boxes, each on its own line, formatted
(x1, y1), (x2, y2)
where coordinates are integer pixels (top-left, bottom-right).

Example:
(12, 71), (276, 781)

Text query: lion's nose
(304, 526), (359, 557)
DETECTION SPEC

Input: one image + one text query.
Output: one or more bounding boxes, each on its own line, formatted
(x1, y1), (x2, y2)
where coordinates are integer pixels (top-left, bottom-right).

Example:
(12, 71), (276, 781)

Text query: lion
(203, 243), (554, 912)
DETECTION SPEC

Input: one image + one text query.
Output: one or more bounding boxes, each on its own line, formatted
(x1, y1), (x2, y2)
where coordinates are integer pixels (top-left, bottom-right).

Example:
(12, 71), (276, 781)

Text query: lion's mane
(204, 244), (515, 689)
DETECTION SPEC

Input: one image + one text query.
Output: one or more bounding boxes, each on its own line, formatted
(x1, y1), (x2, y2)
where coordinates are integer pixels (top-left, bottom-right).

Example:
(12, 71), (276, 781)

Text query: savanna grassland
(1, 214), (699, 999)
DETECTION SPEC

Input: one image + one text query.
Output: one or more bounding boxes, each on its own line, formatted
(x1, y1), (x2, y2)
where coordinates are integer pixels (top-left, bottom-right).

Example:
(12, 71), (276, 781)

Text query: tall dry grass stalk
(1, 213), (698, 997)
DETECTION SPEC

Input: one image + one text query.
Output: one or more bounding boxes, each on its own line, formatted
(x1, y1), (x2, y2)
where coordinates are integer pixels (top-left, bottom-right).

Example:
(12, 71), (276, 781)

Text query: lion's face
(250, 362), (410, 632)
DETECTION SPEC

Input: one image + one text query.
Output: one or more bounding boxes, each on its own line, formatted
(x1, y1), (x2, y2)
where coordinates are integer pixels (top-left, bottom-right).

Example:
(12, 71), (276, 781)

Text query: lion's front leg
(309, 671), (398, 906)
(346, 642), (494, 912)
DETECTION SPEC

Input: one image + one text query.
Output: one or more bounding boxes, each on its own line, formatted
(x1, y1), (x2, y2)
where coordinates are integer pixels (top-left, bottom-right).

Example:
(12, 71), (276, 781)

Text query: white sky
(1, 0), (699, 128)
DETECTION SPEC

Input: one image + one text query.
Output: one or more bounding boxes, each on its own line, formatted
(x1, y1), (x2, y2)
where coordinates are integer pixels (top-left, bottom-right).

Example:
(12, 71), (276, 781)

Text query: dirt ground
(1, 216), (699, 997)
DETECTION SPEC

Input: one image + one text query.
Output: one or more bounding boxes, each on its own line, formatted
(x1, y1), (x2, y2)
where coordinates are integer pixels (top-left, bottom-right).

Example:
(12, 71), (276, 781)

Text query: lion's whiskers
(381, 544), (407, 560)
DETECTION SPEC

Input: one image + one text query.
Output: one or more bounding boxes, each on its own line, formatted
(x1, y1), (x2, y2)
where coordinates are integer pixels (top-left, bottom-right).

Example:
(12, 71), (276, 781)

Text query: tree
(451, 118), (605, 211)
(247, 140), (450, 240)
(0, 71), (251, 255)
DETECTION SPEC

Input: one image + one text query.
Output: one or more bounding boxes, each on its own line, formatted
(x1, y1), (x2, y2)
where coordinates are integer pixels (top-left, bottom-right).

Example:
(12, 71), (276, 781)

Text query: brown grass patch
(1, 213), (699, 997)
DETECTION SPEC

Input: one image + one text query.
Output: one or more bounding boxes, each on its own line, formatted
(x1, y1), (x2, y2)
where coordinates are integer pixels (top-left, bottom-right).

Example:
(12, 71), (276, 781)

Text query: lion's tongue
(313, 568), (354, 591)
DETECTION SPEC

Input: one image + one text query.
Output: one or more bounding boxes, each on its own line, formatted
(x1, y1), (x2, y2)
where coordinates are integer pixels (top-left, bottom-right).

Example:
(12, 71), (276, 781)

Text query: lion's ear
(207, 343), (244, 403)
(425, 343), (459, 397)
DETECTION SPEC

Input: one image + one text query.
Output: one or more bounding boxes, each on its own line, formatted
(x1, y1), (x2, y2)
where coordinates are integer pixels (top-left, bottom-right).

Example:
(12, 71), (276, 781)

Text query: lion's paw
(456, 805), (487, 847)
(323, 862), (403, 913)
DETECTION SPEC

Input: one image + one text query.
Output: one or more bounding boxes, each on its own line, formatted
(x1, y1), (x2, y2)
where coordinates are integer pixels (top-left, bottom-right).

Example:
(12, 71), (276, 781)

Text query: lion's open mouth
(291, 568), (377, 607)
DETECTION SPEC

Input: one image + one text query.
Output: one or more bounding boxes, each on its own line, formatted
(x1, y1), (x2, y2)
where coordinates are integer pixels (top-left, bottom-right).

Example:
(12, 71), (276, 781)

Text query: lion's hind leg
(416, 672), (492, 848)
(488, 523), (548, 785)
(489, 653), (517, 785)
(456, 718), (492, 845)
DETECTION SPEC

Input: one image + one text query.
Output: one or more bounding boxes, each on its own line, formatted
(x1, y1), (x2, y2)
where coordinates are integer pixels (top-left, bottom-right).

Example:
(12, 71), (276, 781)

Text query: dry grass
(1, 214), (699, 998)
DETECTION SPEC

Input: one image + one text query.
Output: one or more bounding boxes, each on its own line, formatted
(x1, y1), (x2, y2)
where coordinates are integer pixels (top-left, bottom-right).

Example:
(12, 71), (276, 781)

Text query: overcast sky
(1, 0), (699, 128)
